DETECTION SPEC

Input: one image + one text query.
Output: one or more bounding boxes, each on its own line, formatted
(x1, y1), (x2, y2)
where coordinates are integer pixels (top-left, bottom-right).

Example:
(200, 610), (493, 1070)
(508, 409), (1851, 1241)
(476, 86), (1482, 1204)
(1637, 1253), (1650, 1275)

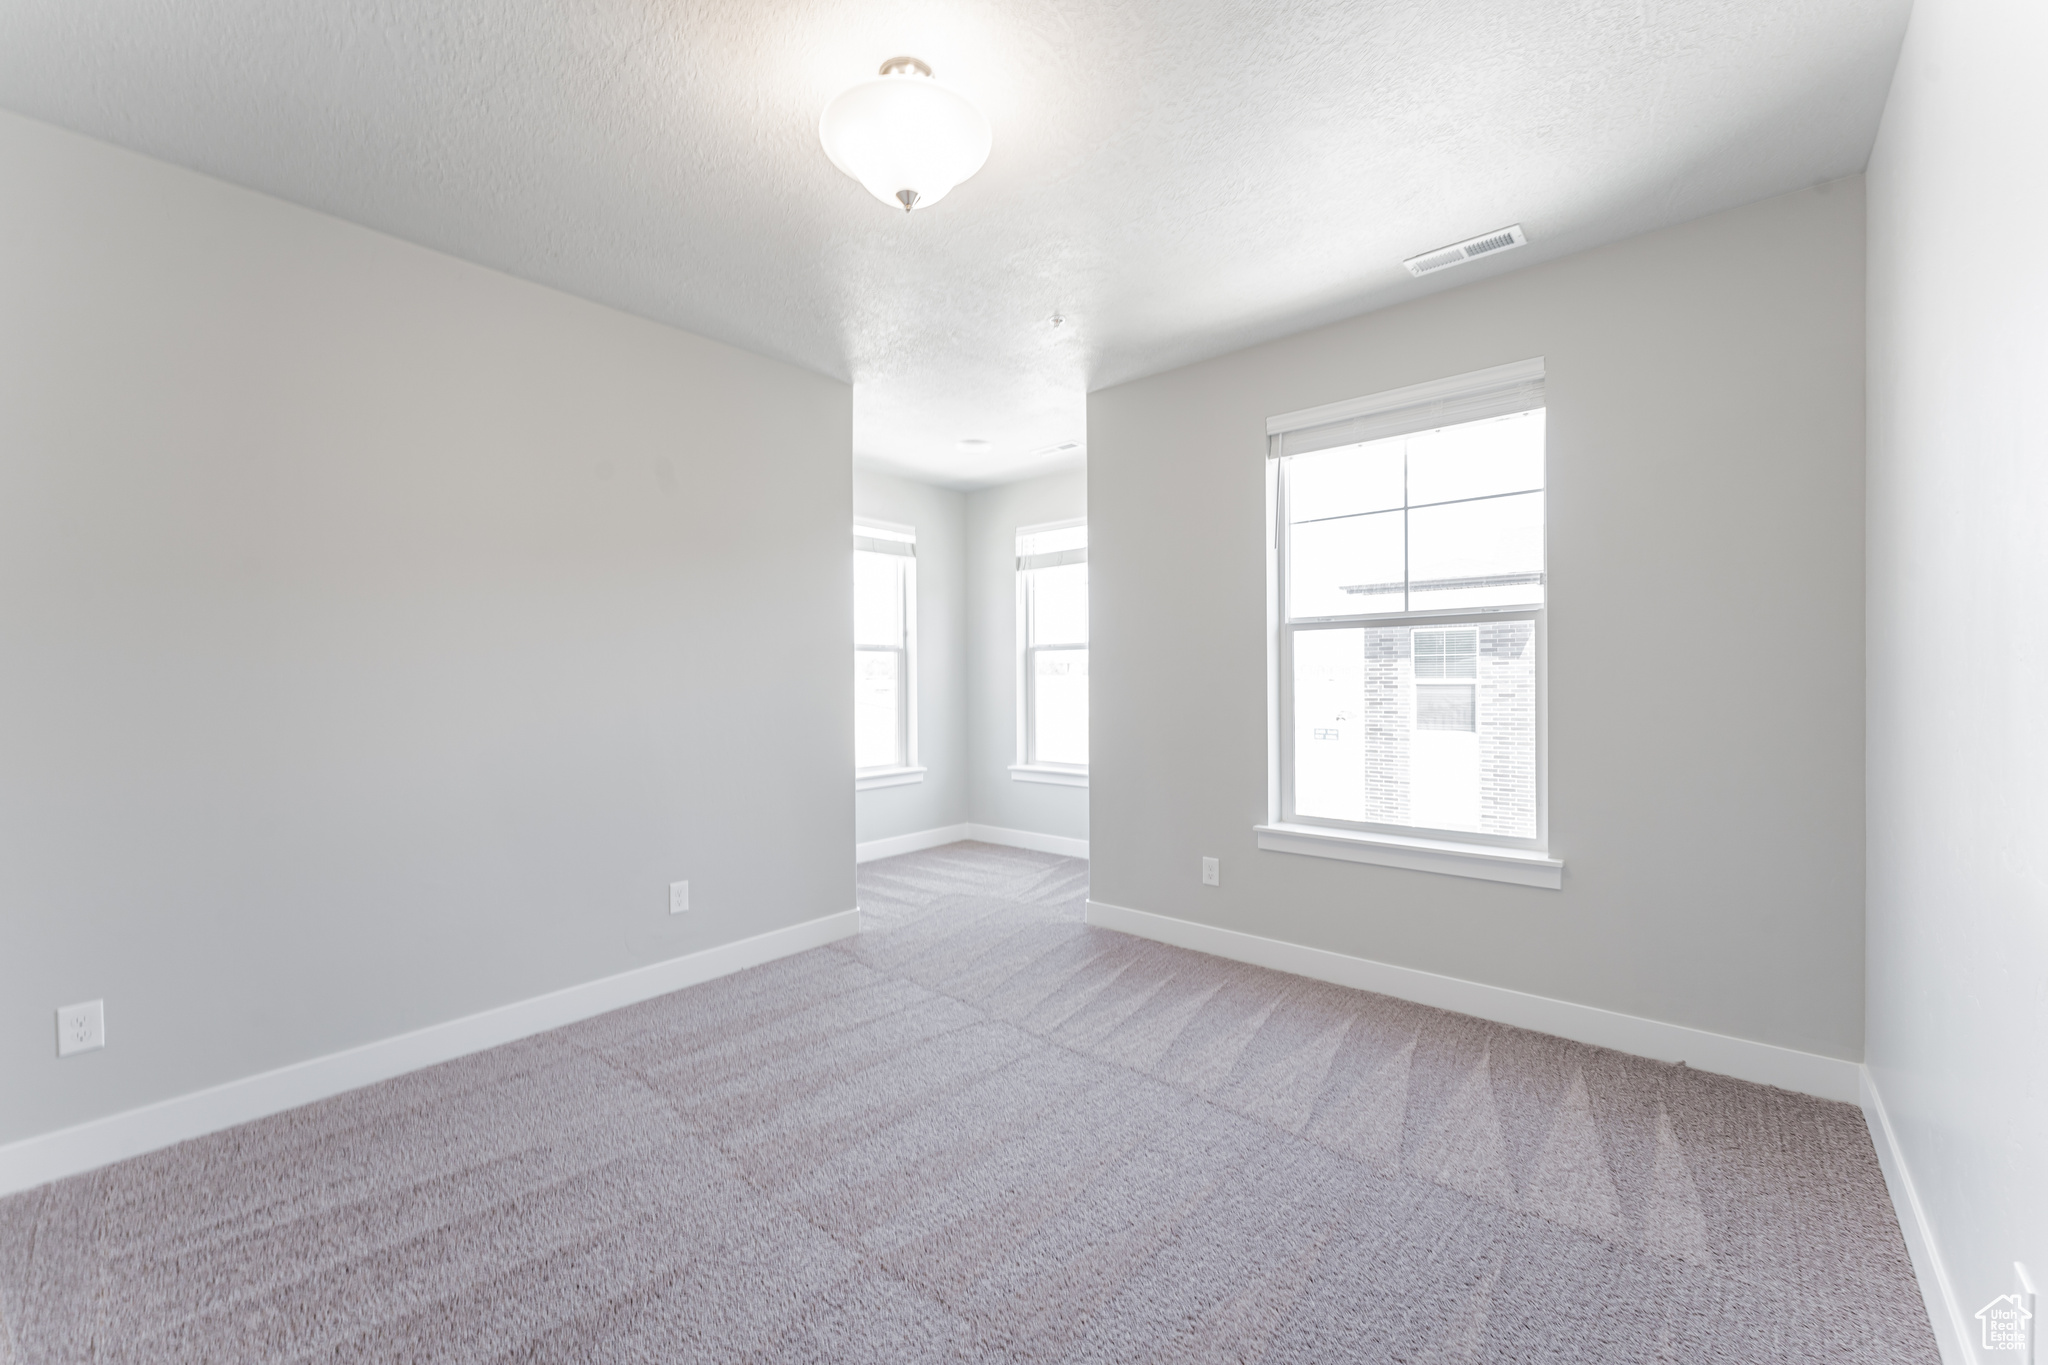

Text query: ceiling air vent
(1403, 224), (1528, 278)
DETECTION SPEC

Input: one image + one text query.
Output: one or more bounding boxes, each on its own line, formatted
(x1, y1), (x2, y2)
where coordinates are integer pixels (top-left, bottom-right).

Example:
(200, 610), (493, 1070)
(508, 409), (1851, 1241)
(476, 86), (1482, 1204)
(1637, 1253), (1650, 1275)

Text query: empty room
(0, 0), (2041, 1360)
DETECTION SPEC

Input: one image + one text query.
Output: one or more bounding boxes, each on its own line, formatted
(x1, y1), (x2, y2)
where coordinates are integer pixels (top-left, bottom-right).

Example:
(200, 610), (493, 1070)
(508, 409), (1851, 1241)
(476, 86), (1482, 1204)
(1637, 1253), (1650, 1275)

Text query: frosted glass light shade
(819, 64), (991, 212)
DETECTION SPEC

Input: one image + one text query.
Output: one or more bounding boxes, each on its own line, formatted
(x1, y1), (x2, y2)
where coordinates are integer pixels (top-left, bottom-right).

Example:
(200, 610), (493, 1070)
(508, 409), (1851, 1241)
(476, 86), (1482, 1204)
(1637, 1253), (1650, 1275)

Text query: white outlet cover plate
(670, 881), (689, 915)
(57, 999), (105, 1057)
(1202, 857), (1220, 886)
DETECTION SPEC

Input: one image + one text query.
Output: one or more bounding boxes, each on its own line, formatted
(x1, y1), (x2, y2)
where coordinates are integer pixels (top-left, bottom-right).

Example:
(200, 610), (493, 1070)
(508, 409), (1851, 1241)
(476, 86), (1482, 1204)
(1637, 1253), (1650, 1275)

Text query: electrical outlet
(1201, 857), (1220, 887)
(56, 1000), (104, 1057)
(669, 880), (689, 915)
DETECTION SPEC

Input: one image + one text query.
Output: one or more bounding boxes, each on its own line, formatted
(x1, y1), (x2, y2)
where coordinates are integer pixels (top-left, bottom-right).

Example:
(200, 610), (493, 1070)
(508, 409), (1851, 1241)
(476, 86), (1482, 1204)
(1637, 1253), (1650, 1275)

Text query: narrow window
(1274, 367), (1546, 850)
(854, 522), (917, 779)
(1015, 520), (1088, 777)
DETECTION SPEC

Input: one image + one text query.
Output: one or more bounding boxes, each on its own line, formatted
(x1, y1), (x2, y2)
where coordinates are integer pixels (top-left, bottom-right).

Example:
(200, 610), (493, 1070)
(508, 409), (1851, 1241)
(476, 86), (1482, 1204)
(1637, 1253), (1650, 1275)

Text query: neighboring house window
(1268, 361), (1549, 870)
(854, 522), (921, 787)
(1012, 520), (1088, 785)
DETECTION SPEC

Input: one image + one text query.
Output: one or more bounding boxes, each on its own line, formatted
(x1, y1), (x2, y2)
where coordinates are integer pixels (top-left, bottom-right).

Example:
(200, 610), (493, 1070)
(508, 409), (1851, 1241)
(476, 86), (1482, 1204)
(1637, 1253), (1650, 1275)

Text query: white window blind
(1017, 522), (1087, 571)
(1268, 358), (1546, 458)
(854, 534), (915, 558)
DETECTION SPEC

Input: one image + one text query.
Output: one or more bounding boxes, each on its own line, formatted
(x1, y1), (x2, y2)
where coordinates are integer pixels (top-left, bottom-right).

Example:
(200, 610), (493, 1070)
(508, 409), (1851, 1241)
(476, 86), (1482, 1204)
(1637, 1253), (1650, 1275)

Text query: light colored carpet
(0, 841), (1934, 1363)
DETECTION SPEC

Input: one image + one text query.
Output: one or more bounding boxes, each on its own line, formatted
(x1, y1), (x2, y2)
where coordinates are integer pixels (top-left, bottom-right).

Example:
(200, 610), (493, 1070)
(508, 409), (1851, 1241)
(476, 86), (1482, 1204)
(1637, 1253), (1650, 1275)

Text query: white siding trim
(0, 909), (860, 1197)
(1083, 898), (1860, 1101)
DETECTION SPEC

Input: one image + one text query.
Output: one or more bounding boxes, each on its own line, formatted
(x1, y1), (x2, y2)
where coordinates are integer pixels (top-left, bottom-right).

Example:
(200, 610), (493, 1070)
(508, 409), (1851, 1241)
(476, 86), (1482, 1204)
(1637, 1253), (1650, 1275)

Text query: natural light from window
(1282, 408), (1544, 843)
(1017, 522), (1088, 772)
(854, 524), (916, 774)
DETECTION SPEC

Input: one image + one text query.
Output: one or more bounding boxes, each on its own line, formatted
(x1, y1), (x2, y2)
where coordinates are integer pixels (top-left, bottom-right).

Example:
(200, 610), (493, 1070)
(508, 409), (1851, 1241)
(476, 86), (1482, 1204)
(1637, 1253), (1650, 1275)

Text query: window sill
(856, 766), (926, 791)
(1010, 765), (1089, 788)
(1253, 822), (1561, 889)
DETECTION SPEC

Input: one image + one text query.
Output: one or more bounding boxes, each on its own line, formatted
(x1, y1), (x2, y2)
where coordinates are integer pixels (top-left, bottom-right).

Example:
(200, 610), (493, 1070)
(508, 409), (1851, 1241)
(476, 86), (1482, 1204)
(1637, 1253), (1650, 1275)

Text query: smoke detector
(1403, 224), (1528, 277)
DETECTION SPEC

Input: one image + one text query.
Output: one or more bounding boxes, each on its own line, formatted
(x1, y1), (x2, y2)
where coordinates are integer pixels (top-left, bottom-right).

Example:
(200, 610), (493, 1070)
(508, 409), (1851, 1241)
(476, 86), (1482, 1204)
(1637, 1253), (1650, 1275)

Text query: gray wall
(965, 470), (1090, 842)
(1089, 182), (1866, 1059)
(0, 112), (853, 1146)
(853, 467), (967, 845)
(1866, 0), (2048, 1332)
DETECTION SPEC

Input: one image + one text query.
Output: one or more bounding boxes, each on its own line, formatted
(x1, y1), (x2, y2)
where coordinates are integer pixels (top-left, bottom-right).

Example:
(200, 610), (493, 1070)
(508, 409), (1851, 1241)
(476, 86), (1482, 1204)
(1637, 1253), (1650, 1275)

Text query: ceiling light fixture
(819, 57), (992, 213)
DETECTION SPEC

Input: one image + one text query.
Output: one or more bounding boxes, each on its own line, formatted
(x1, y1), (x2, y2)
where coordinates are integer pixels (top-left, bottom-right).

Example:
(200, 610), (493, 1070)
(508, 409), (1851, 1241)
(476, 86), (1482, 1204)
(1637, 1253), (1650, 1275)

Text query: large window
(1267, 361), (1551, 878)
(1013, 520), (1088, 784)
(854, 522), (921, 787)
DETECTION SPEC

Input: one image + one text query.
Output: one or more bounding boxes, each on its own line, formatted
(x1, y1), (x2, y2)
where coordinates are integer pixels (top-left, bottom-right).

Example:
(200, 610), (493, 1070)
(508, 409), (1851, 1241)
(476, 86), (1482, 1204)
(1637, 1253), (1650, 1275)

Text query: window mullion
(898, 563), (912, 768)
(1279, 622), (1296, 822)
(1024, 643), (1039, 765)
(1276, 460), (1296, 821)
(895, 644), (909, 768)
(1024, 573), (1035, 765)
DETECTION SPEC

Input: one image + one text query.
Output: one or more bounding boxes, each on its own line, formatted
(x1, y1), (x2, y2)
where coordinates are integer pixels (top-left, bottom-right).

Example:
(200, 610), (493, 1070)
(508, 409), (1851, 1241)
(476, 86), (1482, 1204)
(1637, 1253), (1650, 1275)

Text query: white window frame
(1258, 360), (1561, 888)
(1012, 517), (1089, 787)
(855, 519), (924, 790)
(1410, 624), (1483, 733)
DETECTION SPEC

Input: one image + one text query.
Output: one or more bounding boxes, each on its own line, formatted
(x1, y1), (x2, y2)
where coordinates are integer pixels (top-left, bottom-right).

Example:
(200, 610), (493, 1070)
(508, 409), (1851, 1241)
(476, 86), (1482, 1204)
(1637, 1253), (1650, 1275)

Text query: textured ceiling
(0, 0), (1908, 487)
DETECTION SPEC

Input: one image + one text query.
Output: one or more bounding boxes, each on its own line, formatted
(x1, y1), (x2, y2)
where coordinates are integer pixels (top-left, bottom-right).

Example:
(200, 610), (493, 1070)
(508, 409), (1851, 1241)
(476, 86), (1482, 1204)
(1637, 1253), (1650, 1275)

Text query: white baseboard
(1083, 899), (1861, 1103)
(851, 822), (970, 863)
(1862, 1067), (1972, 1365)
(856, 824), (973, 863)
(0, 908), (861, 1198)
(858, 823), (1089, 863)
(966, 823), (1089, 859)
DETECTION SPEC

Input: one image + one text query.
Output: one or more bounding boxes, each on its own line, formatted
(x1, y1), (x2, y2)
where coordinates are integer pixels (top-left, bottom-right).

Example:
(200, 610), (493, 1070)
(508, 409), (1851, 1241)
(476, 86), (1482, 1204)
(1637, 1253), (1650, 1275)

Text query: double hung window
(1013, 520), (1088, 784)
(854, 522), (921, 787)
(1266, 361), (1556, 884)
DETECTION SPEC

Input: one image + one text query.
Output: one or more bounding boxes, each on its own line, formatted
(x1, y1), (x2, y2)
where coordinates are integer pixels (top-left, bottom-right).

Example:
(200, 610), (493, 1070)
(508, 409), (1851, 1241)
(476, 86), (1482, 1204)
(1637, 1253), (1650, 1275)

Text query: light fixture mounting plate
(878, 56), (932, 78)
